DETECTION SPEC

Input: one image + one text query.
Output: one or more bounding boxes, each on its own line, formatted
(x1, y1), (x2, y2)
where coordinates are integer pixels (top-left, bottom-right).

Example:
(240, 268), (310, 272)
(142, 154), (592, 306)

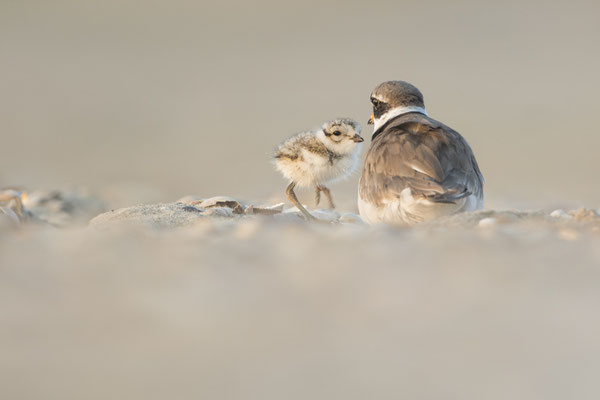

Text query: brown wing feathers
(361, 116), (476, 205)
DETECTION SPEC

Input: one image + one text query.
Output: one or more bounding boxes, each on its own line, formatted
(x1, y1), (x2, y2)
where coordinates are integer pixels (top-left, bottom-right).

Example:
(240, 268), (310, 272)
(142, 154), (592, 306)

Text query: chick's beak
(352, 134), (364, 143)
(368, 113), (374, 125)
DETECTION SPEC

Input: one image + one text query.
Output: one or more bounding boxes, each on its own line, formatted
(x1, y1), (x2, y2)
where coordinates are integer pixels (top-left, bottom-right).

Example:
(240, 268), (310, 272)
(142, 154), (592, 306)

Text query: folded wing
(360, 121), (482, 205)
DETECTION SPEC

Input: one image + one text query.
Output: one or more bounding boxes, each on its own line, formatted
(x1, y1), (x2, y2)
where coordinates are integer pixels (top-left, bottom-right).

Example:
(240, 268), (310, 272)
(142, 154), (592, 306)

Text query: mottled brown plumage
(274, 119), (363, 220)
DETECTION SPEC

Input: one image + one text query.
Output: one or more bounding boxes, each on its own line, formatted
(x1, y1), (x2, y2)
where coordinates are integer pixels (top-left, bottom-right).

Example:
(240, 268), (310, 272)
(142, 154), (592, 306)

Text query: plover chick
(274, 118), (364, 221)
(359, 80), (484, 225)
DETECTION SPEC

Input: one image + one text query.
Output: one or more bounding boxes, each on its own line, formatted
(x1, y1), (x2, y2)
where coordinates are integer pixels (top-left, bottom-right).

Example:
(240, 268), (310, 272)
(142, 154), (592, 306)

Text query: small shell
(198, 197), (245, 214)
(0, 190), (24, 222)
(248, 203), (285, 215)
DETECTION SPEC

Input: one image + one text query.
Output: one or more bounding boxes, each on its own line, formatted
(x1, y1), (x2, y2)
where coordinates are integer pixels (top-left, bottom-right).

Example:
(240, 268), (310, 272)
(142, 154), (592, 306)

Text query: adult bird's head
(368, 81), (427, 131)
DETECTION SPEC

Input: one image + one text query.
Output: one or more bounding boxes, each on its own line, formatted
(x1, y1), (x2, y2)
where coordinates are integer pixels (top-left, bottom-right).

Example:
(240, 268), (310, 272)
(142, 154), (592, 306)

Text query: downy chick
(274, 118), (363, 220)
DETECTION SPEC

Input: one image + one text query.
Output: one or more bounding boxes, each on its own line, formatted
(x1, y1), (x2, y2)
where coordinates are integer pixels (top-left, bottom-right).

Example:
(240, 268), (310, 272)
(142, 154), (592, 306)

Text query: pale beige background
(1, 0), (599, 209)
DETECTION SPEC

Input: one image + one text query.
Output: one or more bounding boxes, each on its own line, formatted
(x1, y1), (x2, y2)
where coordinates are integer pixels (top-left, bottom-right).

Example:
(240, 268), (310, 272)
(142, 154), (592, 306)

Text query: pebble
(550, 209), (571, 219)
(478, 217), (497, 228)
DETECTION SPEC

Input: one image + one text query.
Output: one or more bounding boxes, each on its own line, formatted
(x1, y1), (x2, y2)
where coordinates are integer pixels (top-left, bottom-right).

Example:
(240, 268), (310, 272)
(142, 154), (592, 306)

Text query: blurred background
(2, 0), (599, 210)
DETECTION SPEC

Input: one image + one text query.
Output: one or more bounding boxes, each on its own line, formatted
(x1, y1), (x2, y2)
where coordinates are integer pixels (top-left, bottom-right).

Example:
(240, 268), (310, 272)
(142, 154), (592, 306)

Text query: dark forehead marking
(328, 118), (359, 129)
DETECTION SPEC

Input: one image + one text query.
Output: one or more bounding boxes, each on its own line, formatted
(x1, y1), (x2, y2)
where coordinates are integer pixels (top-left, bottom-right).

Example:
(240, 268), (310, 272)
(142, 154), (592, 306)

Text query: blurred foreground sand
(2, 196), (600, 399)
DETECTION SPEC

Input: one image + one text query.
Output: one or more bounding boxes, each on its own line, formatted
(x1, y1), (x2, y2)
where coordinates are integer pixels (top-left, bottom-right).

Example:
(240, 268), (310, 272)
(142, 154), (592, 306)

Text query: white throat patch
(373, 106), (428, 132)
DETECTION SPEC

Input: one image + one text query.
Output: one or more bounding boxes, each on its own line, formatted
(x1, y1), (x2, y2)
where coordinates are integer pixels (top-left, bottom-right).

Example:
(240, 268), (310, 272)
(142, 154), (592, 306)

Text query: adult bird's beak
(352, 134), (364, 143)
(368, 113), (374, 125)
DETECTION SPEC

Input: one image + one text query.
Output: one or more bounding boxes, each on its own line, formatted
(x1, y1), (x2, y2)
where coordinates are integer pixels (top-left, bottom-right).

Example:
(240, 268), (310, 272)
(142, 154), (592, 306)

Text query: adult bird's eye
(333, 131), (341, 136)
(371, 98), (380, 107)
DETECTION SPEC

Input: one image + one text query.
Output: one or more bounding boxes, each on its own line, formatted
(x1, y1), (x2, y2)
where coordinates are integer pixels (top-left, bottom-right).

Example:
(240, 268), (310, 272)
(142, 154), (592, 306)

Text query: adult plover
(274, 118), (364, 220)
(358, 80), (484, 225)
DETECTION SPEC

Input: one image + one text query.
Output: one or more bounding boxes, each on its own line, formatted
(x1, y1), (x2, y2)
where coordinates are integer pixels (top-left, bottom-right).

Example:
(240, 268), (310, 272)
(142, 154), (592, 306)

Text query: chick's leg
(315, 186), (321, 207)
(285, 182), (316, 221)
(317, 185), (335, 209)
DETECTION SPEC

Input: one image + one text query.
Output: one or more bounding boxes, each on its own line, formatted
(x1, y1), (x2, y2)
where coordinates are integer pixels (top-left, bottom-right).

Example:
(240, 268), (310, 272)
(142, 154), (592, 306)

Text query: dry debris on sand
(1, 187), (105, 227)
(2, 188), (600, 238)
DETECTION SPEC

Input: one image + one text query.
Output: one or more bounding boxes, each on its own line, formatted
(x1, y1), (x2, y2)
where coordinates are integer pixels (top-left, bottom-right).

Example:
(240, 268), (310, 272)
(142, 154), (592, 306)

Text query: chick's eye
(332, 131), (341, 136)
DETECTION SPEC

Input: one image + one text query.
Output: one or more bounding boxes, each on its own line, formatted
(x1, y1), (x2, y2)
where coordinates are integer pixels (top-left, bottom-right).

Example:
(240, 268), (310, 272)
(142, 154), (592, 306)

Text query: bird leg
(316, 185), (335, 209)
(315, 186), (321, 207)
(285, 182), (316, 221)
